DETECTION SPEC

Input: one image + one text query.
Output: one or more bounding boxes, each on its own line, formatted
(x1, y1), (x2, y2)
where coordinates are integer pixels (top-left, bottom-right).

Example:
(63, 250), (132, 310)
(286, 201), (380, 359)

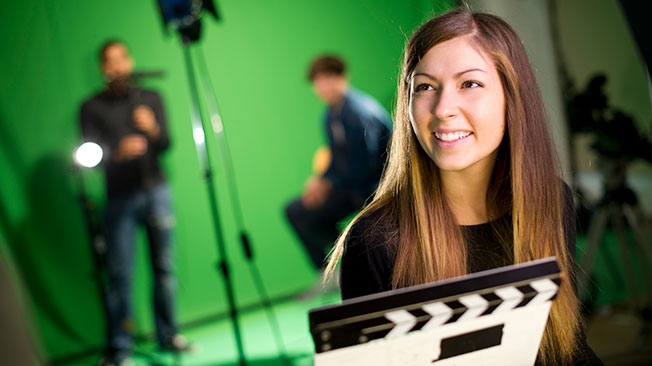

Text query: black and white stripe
(310, 258), (561, 354)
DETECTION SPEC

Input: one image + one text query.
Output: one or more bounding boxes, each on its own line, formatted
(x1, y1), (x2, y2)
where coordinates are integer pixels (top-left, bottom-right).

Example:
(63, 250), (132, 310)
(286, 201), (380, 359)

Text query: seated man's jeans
(104, 182), (177, 361)
(285, 188), (364, 270)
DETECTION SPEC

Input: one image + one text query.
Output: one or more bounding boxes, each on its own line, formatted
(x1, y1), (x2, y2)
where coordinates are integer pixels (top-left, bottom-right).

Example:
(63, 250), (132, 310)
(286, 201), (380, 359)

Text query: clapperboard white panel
(309, 257), (562, 366)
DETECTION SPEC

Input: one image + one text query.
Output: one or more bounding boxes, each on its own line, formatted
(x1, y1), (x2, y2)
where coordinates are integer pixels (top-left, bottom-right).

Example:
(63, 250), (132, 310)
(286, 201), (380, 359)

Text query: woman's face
(409, 36), (505, 175)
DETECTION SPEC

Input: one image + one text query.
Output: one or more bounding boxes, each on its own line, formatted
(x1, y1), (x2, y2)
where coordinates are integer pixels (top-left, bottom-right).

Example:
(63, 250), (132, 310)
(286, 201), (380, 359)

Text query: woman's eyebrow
(454, 68), (486, 78)
(413, 72), (435, 80)
(413, 68), (486, 80)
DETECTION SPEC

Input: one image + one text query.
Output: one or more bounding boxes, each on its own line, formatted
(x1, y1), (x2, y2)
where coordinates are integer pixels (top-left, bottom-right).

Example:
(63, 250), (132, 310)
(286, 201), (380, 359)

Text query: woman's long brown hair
(325, 9), (579, 365)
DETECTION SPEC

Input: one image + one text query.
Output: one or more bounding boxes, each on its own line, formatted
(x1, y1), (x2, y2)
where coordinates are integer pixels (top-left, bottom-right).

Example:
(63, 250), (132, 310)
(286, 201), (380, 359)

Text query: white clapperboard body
(309, 257), (561, 366)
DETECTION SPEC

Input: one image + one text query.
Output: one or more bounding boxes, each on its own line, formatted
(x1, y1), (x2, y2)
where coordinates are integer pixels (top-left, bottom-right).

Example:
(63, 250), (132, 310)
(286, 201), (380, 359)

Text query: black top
(80, 87), (170, 197)
(339, 184), (603, 365)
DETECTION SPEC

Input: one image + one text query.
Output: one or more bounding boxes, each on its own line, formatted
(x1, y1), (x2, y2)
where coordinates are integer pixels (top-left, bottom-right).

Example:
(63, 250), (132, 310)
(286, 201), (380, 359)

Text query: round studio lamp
(74, 142), (103, 168)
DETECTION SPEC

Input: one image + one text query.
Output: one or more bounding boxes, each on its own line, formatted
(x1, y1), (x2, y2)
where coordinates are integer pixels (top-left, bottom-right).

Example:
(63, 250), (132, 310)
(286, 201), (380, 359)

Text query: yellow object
(312, 146), (331, 175)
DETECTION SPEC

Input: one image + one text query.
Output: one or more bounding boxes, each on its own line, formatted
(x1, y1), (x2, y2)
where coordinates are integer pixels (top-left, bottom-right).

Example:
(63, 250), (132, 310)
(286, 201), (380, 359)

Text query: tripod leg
(623, 205), (652, 260)
(578, 207), (610, 297)
(623, 205), (652, 305)
(611, 206), (641, 310)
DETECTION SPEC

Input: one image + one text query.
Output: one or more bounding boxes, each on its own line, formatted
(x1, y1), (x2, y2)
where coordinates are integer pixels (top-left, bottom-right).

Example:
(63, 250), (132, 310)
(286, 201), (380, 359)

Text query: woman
(325, 9), (603, 366)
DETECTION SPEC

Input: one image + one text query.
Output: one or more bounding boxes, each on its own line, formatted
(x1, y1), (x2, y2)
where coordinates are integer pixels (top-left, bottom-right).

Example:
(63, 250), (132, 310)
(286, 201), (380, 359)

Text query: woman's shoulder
(560, 179), (573, 205)
(340, 205), (398, 300)
(346, 205), (399, 251)
(560, 179), (576, 230)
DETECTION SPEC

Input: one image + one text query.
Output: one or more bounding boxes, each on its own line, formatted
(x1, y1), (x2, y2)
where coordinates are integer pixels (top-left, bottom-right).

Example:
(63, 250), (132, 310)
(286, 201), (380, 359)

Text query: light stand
(156, 2), (290, 364)
(73, 143), (110, 350)
(195, 45), (289, 364)
(180, 38), (291, 366)
(180, 37), (246, 366)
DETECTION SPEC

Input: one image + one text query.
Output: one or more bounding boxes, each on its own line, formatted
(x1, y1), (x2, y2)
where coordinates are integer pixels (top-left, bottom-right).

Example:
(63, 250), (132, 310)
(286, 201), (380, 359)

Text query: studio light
(74, 142), (103, 168)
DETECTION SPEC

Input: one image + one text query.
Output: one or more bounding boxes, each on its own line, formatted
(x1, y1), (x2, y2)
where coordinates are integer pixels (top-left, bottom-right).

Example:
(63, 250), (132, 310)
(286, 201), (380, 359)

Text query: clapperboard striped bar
(309, 257), (562, 366)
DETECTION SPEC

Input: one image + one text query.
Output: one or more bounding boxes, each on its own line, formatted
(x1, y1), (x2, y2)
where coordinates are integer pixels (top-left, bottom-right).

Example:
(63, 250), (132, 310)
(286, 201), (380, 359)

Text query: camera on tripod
(569, 73), (652, 314)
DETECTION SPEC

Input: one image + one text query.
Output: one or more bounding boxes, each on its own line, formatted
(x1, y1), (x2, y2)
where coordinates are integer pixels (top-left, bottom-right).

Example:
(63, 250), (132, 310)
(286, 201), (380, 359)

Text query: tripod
(180, 36), (288, 366)
(578, 158), (652, 348)
(72, 165), (110, 341)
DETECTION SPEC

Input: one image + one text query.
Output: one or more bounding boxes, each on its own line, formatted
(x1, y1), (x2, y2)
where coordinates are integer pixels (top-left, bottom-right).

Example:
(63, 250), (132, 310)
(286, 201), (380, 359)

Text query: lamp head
(74, 142), (103, 168)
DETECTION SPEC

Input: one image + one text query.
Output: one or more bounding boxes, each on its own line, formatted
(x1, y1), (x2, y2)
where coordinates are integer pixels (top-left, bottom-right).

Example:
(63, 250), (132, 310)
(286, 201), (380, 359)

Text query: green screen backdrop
(0, 0), (454, 360)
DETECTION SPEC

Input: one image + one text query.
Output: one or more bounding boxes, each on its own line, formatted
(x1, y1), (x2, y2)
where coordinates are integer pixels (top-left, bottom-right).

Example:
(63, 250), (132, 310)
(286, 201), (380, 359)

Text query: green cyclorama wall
(0, 0), (455, 360)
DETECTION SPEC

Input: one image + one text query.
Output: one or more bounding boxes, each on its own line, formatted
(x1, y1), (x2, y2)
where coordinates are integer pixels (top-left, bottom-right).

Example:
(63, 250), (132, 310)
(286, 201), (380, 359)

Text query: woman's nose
(433, 87), (458, 121)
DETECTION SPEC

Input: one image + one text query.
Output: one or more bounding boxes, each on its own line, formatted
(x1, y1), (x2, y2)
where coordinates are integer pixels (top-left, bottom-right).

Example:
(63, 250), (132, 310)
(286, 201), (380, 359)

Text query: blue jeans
(104, 182), (177, 361)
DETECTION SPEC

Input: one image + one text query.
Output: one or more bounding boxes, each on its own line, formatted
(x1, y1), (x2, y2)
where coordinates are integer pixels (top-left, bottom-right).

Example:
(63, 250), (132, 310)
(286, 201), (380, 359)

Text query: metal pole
(195, 45), (289, 363)
(181, 38), (247, 366)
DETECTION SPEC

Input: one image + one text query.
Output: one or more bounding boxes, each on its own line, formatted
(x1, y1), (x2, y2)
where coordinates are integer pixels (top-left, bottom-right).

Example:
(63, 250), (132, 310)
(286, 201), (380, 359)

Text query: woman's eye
(461, 80), (483, 89)
(413, 83), (434, 93)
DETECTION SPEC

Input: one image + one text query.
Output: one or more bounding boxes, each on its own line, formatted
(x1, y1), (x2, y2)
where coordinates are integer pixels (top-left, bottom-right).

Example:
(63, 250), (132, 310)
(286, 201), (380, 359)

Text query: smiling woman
(409, 36), (506, 204)
(325, 9), (604, 366)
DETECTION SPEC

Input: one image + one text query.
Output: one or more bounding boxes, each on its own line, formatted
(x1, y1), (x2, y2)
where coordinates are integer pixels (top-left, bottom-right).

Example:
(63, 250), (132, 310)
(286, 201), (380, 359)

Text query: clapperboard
(309, 257), (561, 366)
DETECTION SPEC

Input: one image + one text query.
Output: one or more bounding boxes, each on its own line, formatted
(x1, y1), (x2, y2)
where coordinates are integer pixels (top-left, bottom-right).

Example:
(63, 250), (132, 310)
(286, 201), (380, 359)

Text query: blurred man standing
(80, 41), (190, 366)
(285, 55), (392, 277)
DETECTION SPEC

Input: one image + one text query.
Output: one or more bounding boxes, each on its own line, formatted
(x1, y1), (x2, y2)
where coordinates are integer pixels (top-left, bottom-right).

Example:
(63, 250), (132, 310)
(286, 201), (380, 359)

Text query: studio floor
(53, 290), (652, 366)
(585, 305), (652, 366)
(57, 290), (340, 366)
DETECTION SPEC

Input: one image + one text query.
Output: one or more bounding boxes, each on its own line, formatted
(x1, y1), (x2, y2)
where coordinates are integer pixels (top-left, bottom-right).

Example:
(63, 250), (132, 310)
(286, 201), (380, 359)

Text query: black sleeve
(561, 182), (605, 366)
(339, 213), (395, 301)
(149, 91), (171, 152)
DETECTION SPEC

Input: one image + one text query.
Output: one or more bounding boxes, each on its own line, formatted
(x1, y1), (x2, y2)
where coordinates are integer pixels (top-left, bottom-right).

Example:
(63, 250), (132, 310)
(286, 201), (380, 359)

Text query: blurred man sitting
(285, 55), (392, 281)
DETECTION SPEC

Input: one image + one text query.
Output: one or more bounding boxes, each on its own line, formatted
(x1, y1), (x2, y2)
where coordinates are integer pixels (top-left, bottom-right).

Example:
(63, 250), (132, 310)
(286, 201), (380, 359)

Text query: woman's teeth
(434, 131), (472, 142)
